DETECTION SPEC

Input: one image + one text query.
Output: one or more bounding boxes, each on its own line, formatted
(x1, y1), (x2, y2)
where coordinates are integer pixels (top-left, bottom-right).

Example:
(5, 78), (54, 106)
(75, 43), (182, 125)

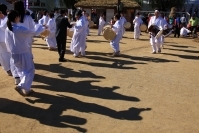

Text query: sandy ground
(0, 29), (199, 133)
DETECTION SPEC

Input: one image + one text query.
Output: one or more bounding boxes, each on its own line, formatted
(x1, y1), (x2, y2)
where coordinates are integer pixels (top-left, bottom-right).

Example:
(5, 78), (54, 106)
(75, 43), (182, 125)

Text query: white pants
(73, 45), (85, 56)
(98, 25), (103, 35)
(46, 36), (57, 48)
(134, 26), (141, 39)
(87, 27), (90, 36)
(160, 36), (165, 46)
(11, 52), (35, 92)
(122, 27), (125, 36)
(0, 42), (11, 72)
(110, 33), (122, 53)
(10, 58), (20, 78)
(150, 35), (162, 52)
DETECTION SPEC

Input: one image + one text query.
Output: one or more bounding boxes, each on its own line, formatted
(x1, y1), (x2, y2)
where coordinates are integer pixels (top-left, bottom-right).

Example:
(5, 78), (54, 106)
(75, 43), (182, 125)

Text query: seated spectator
(180, 25), (191, 37)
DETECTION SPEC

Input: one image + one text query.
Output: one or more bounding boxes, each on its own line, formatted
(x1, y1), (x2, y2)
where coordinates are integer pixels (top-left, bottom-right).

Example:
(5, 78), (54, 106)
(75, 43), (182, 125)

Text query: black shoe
(59, 58), (67, 62)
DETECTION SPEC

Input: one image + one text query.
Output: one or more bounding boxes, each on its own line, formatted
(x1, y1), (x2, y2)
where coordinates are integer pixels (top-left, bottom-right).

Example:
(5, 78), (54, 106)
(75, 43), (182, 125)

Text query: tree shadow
(86, 40), (110, 43)
(162, 53), (199, 60)
(165, 44), (196, 48)
(33, 74), (140, 102)
(0, 98), (87, 132)
(163, 42), (178, 44)
(122, 36), (134, 39)
(32, 43), (47, 47)
(137, 38), (149, 41)
(163, 48), (199, 54)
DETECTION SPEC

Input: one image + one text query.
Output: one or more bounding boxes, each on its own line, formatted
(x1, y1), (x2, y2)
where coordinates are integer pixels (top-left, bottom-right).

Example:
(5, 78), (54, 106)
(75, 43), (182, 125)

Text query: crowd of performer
(0, 1), (198, 97)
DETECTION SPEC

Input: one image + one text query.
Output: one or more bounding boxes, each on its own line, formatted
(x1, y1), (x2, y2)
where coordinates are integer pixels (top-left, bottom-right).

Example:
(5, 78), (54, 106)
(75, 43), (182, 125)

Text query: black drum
(148, 24), (164, 38)
(162, 29), (174, 37)
(148, 24), (173, 38)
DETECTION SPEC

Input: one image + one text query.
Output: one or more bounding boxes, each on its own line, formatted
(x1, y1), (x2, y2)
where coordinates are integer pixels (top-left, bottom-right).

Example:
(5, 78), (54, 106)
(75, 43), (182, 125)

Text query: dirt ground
(0, 29), (199, 133)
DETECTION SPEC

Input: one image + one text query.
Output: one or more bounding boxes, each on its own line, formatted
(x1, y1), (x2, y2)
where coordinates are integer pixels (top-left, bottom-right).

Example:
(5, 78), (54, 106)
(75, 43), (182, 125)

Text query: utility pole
(117, 0), (120, 13)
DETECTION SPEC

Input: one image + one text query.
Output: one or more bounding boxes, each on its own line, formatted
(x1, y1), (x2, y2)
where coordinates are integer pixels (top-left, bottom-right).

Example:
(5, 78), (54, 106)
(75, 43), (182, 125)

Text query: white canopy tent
(0, 0), (13, 10)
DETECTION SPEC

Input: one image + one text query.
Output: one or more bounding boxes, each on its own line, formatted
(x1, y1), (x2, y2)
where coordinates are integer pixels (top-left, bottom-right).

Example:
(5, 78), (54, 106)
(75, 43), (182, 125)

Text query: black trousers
(190, 26), (197, 34)
(174, 26), (180, 38)
(56, 37), (66, 59)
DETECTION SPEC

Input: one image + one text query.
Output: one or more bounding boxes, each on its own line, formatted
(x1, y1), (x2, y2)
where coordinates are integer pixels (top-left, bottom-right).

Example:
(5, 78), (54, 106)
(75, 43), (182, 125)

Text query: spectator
(110, 17), (115, 25)
(194, 7), (198, 16)
(180, 14), (186, 26)
(189, 14), (199, 35)
(180, 25), (191, 37)
(189, 6), (193, 16)
(174, 15), (181, 38)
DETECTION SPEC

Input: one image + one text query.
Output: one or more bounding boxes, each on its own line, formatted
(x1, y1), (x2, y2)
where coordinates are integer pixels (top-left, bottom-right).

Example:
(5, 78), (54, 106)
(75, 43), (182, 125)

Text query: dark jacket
(55, 15), (72, 39)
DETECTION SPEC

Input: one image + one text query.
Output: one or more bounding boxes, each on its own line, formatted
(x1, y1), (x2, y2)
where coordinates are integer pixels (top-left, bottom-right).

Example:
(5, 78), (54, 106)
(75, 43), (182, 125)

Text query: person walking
(133, 12), (143, 40)
(55, 9), (73, 62)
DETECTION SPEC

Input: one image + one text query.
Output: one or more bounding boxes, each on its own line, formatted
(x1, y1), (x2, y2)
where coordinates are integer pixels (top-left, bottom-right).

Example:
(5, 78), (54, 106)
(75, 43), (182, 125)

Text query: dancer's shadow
(0, 98), (87, 132)
(33, 74), (140, 102)
(66, 49), (178, 64)
(85, 55), (146, 65)
(67, 58), (139, 70)
(119, 55), (179, 63)
(34, 63), (105, 79)
(25, 92), (150, 121)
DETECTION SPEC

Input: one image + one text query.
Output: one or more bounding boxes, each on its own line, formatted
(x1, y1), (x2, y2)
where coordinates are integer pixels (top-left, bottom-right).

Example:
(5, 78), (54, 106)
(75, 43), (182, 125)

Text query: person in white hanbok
(14, 1), (35, 57)
(85, 13), (90, 36)
(46, 12), (57, 50)
(0, 4), (12, 76)
(98, 14), (105, 35)
(54, 8), (60, 19)
(70, 10), (86, 57)
(148, 10), (164, 54)
(42, 10), (49, 26)
(109, 13), (123, 56)
(5, 10), (45, 96)
(38, 17), (44, 25)
(180, 26), (191, 37)
(160, 13), (169, 48)
(120, 12), (127, 37)
(133, 12), (143, 40)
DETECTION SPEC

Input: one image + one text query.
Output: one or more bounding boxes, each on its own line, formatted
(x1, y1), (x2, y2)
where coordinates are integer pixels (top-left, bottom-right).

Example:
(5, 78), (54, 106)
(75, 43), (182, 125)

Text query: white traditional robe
(42, 15), (49, 26)
(38, 18), (44, 25)
(160, 17), (169, 46)
(98, 17), (105, 35)
(0, 16), (11, 72)
(180, 27), (191, 37)
(54, 13), (60, 19)
(133, 16), (143, 39)
(148, 16), (164, 52)
(46, 18), (57, 48)
(110, 20), (122, 52)
(85, 18), (90, 36)
(5, 23), (44, 92)
(17, 15), (35, 57)
(120, 16), (127, 36)
(70, 16), (86, 56)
